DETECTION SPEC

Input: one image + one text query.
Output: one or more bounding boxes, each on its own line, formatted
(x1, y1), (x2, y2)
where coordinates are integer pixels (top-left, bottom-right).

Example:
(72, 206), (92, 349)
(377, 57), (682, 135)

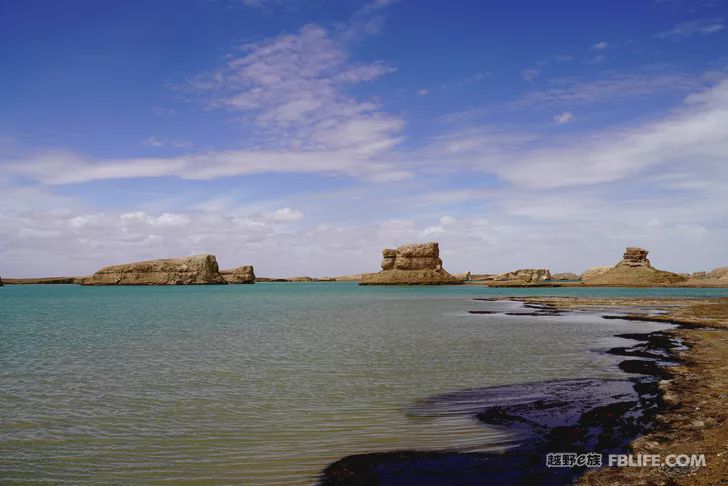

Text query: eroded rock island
(220, 265), (256, 284)
(82, 255), (227, 285)
(359, 242), (462, 285)
(494, 268), (551, 283)
(583, 247), (686, 286)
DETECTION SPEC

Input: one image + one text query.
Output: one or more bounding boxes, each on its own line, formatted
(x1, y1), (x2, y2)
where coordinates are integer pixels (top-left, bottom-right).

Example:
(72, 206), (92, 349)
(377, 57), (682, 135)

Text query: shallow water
(1, 283), (726, 484)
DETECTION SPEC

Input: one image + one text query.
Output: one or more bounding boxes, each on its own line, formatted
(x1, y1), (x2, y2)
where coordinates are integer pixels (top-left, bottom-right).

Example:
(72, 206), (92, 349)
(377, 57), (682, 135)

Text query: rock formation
(221, 265), (255, 284)
(332, 273), (373, 282)
(494, 269), (551, 283)
(581, 266), (612, 280)
(256, 276), (336, 282)
(0, 276), (3, 286)
(551, 272), (580, 281)
(453, 271), (471, 281)
(618, 247), (651, 267)
(583, 247), (686, 286)
(2, 277), (78, 284)
(687, 267), (728, 285)
(360, 242), (462, 285)
(82, 255), (227, 285)
(706, 267), (728, 281)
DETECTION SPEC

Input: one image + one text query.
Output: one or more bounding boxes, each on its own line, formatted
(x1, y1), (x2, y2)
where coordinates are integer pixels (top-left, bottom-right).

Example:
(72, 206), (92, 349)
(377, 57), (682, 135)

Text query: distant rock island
(81, 255), (228, 285)
(359, 242), (462, 285)
(256, 276), (336, 282)
(690, 267), (728, 282)
(2, 277), (78, 285)
(221, 265), (256, 284)
(3, 244), (727, 288)
(494, 268), (551, 283)
(583, 247), (686, 286)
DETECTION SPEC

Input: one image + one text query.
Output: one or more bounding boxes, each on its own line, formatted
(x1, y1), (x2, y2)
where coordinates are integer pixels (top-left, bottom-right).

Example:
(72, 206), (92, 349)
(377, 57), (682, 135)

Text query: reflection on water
(0, 283), (721, 484)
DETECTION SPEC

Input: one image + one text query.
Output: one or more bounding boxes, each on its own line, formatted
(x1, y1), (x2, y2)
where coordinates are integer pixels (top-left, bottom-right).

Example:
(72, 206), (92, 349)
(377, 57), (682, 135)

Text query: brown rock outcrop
(617, 247), (651, 267)
(581, 266), (611, 280)
(706, 267), (728, 280)
(331, 273), (372, 282)
(360, 242), (462, 285)
(583, 247), (686, 286)
(551, 272), (580, 281)
(82, 255), (227, 285)
(2, 277), (78, 284)
(494, 268), (551, 283)
(221, 265), (255, 284)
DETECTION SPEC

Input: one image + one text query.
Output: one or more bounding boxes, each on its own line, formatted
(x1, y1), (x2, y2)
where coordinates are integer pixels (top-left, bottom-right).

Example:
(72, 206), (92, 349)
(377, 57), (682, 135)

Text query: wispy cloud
(553, 111), (574, 124)
(509, 71), (707, 109)
(448, 78), (728, 189)
(521, 68), (540, 82)
(441, 70), (710, 124)
(654, 17), (724, 38)
(181, 24), (402, 154)
(143, 137), (192, 148)
(7, 147), (412, 184)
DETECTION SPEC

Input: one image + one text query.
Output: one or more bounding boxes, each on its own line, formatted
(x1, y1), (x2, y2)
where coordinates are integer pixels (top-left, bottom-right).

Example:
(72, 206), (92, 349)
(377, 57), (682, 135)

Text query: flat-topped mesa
(360, 242), (462, 285)
(617, 247), (651, 267)
(82, 255), (227, 285)
(220, 265), (256, 284)
(494, 268), (551, 283)
(583, 246), (686, 286)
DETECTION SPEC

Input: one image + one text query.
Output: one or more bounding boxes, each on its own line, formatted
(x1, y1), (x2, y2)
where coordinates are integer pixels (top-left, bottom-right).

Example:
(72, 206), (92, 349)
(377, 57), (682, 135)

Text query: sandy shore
(495, 296), (728, 485)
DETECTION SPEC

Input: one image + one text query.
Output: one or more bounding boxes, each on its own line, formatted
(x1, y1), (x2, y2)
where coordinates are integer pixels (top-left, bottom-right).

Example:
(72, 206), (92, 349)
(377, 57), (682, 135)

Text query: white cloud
(591, 41), (609, 50)
(451, 78), (728, 189)
(143, 137), (192, 148)
(1, 169), (726, 277)
(417, 88), (429, 96)
(509, 71), (707, 110)
(182, 24), (402, 153)
(151, 106), (176, 117)
(264, 207), (304, 222)
(120, 211), (191, 227)
(521, 68), (540, 82)
(553, 111), (574, 124)
(654, 18), (724, 38)
(439, 216), (456, 225)
(7, 146), (412, 184)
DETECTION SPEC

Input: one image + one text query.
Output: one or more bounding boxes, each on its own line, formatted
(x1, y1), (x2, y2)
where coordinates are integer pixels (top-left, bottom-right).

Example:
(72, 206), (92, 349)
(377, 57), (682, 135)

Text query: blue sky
(1, 0), (727, 277)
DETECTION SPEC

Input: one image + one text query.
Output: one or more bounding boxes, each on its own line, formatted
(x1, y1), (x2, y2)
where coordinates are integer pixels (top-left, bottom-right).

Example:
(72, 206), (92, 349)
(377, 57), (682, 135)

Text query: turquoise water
(1, 283), (727, 484)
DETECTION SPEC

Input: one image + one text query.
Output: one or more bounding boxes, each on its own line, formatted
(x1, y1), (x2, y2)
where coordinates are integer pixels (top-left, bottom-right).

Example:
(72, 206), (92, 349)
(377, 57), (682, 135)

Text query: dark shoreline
(319, 301), (683, 486)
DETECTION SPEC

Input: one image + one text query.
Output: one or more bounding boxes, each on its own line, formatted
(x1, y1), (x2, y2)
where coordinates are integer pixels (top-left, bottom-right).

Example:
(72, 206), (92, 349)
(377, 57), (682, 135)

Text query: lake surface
(2, 283), (727, 484)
